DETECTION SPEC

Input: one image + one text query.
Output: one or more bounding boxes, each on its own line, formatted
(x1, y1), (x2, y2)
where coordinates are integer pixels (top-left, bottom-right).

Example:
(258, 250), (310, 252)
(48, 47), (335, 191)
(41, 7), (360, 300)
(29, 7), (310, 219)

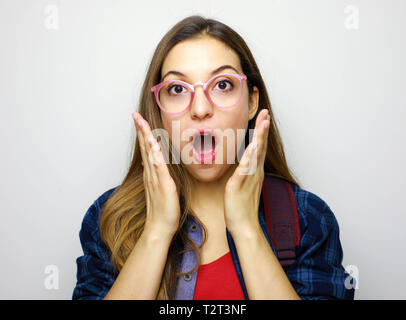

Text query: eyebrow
(161, 64), (240, 81)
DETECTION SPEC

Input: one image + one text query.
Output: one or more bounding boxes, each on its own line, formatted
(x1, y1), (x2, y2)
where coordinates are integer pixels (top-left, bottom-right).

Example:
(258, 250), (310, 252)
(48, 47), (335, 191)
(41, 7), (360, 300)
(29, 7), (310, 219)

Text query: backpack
(262, 175), (301, 267)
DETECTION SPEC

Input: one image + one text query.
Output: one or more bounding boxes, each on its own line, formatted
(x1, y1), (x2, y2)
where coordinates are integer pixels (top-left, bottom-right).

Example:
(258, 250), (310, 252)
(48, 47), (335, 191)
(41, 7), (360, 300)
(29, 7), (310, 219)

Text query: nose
(189, 84), (214, 120)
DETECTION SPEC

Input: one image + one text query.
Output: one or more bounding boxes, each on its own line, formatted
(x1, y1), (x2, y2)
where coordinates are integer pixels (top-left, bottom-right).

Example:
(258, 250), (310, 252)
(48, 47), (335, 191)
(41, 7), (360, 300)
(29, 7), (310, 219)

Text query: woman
(72, 15), (355, 300)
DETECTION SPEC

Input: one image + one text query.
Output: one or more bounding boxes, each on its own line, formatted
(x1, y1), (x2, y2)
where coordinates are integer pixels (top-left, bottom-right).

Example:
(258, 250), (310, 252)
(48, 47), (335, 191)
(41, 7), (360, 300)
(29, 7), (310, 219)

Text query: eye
(167, 84), (187, 95)
(214, 79), (234, 91)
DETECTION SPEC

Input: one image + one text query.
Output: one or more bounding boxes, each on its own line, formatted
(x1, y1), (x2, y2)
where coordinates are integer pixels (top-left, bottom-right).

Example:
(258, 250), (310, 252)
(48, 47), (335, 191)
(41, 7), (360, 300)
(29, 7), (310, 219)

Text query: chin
(184, 163), (231, 183)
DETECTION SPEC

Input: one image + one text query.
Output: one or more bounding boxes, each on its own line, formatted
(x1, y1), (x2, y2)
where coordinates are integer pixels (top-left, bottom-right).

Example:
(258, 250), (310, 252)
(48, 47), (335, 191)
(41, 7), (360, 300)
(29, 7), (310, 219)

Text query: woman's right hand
(132, 112), (181, 238)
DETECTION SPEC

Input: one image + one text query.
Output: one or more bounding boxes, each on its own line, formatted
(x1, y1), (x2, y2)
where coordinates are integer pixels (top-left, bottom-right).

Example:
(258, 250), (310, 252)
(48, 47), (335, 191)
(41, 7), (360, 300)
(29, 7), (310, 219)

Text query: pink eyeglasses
(151, 72), (247, 115)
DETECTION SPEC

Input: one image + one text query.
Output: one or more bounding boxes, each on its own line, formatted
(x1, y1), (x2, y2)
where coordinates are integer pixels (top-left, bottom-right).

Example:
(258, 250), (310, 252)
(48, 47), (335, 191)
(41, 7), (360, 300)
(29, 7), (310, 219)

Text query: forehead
(161, 36), (242, 80)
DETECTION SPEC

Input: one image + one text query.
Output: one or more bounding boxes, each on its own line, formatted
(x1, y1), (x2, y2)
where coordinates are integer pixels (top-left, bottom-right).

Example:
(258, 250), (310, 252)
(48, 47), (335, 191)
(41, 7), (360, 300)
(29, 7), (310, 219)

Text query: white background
(1, 0), (405, 299)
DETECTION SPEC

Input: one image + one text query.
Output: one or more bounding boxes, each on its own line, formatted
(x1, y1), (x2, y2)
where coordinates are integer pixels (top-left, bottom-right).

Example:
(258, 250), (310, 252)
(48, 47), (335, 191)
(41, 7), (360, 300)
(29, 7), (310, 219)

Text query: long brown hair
(99, 15), (301, 299)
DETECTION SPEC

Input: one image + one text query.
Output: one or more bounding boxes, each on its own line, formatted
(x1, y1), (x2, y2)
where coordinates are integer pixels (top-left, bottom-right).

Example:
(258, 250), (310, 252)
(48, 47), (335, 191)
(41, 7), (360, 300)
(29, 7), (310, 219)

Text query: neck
(189, 164), (238, 221)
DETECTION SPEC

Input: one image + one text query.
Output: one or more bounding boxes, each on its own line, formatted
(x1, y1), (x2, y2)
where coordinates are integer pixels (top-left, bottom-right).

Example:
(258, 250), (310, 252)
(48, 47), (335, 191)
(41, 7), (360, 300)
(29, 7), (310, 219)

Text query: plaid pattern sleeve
(286, 184), (355, 300)
(72, 188), (119, 300)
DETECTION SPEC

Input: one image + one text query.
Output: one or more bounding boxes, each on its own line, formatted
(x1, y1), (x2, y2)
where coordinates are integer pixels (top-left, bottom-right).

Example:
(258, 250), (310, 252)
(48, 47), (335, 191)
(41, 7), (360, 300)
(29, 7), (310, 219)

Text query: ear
(248, 86), (259, 121)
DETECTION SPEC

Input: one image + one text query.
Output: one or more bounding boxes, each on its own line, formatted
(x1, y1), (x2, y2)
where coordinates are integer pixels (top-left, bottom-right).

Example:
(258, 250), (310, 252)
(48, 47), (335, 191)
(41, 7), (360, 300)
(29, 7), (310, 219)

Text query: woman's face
(160, 36), (259, 183)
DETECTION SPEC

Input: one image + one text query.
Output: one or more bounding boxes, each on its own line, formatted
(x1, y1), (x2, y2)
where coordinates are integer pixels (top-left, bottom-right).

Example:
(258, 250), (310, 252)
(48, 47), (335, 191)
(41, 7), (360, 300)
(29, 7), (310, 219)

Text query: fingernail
(134, 114), (141, 126)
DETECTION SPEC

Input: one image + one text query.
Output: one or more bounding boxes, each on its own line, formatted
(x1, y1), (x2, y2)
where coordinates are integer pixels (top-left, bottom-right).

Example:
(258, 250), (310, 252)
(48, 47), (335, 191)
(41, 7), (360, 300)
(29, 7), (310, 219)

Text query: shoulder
(284, 182), (354, 299)
(83, 186), (120, 225)
(289, 182), (340, 237)
(79, 186), (120, 243)
(73, 186), (120, 299)
(77, 185), (121, 264)
(93, 186), (120, 218)
(287, 182), (345, 269)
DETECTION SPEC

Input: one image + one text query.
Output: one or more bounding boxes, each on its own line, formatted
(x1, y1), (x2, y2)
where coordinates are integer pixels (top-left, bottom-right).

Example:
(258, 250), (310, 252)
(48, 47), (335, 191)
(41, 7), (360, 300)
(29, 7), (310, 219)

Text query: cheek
(233, 102), (251, 140)
(161, 118), (171, 137)
(235, 94), (251, 124)
(161, 116), (185, 152)
(229, 108), (249, 131)
(219, 112), (250, 161)
(160, 117), (175, 149)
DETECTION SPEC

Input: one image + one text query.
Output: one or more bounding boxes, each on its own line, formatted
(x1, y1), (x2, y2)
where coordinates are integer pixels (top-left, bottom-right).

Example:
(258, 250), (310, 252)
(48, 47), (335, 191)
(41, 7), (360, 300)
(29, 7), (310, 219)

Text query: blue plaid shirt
(72, 182), (355, 300)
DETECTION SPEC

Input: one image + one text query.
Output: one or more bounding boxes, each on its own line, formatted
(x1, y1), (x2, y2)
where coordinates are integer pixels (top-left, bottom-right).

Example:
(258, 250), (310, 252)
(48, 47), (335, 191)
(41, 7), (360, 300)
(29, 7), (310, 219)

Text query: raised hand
(132, 112), (181, 238)
(223, 108), (270, 235)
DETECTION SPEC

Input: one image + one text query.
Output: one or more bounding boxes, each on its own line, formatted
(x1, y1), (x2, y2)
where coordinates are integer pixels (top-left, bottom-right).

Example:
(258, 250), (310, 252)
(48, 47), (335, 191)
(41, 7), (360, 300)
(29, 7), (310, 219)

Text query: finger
(132, 113), (154, 183)
(237, 109), (269, 176)
(252, 109), (269, 146)
(261, 115), (270, 164)
(253, 109), (270, 164)
(146, 132), (162, 181)
(148, 135), (173, 180)
(139, 116), (159, 183)
(142, 120), (175, 182)
(134, 113), (173, 185)
(236, 139), (258, 177)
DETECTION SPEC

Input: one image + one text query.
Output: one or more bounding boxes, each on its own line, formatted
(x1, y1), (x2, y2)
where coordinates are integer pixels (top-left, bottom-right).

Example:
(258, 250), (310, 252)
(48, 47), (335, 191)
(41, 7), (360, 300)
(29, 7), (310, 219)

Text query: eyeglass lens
(158, 74), (242, 113)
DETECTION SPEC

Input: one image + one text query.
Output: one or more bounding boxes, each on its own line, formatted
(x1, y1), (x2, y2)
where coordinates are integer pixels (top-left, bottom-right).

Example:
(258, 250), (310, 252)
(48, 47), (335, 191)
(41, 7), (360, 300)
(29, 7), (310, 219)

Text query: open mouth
(192, 131), (218, 164)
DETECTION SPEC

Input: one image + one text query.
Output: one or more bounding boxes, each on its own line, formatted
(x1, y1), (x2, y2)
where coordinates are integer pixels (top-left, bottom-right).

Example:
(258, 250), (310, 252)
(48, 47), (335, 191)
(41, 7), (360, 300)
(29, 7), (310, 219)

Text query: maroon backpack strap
(261, 175), (301, 267)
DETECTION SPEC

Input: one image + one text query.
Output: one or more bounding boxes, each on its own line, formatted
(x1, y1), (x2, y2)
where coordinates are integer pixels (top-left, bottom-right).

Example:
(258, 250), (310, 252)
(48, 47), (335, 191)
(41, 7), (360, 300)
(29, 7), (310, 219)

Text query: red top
(193, 251), (245, 300)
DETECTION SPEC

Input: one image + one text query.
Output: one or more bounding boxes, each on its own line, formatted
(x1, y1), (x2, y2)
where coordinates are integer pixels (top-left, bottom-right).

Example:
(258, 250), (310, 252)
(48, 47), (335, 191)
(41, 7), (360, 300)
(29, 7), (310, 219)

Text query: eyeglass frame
(150, 72), (248, 115)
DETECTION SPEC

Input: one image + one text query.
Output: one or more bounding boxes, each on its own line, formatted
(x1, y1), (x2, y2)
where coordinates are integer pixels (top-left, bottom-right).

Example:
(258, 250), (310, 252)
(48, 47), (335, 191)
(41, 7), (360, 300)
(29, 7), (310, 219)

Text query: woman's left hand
(224, 108), (270, 235)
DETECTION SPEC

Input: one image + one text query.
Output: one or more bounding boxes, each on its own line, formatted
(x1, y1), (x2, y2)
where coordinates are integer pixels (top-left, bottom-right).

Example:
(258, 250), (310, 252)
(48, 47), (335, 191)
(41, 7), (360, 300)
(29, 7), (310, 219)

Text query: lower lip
(192, 143), (217, 164)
